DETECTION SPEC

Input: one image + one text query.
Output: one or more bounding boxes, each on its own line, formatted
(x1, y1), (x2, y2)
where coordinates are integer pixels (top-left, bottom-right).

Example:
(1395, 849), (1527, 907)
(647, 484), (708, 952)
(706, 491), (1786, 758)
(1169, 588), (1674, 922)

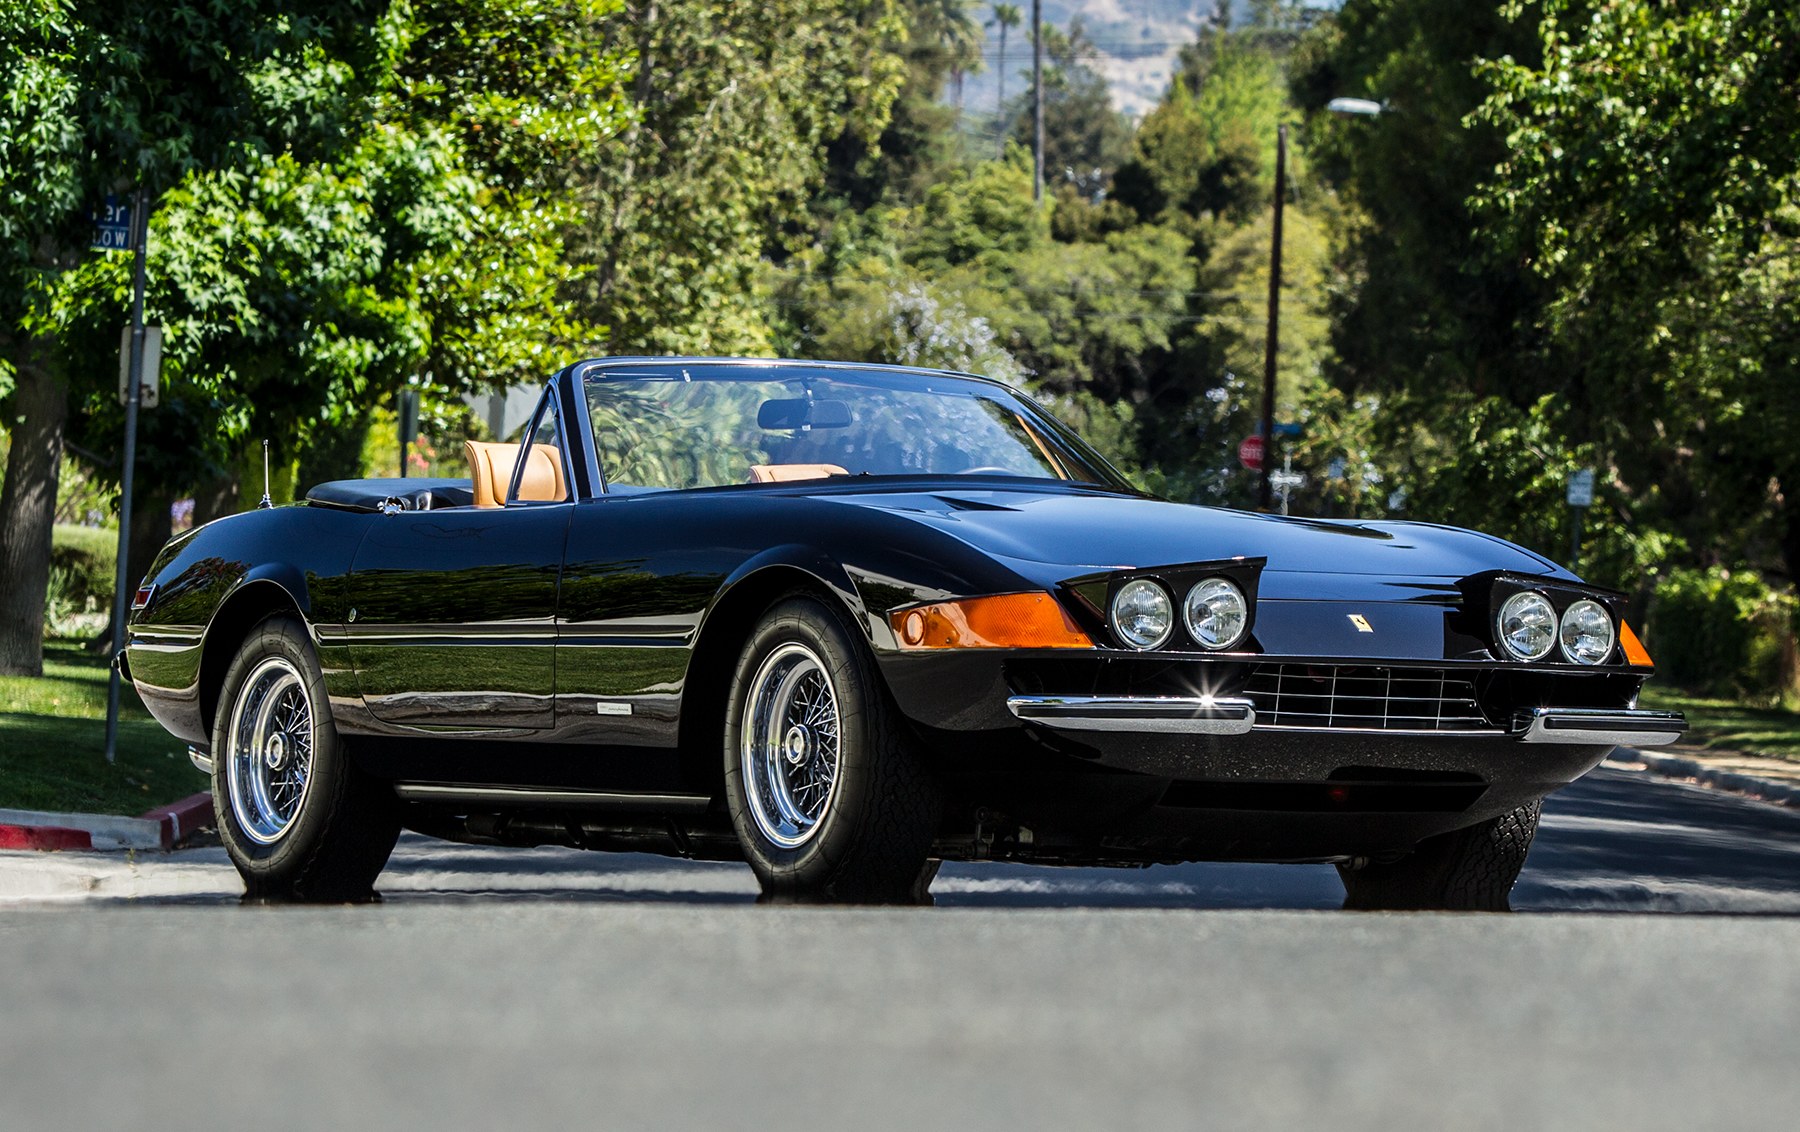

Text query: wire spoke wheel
(741, 642), (842, 849)
(225, 656), (316, 845)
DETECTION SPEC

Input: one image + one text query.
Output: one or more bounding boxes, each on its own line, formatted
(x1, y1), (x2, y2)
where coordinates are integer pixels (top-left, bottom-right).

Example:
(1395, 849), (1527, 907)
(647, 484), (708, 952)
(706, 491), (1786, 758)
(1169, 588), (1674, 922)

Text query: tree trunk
(1778, 470), (1800, 585)
(191, 473), (241, 528)
(996, 29), (1008, 158)
(0, 333), (69, 676)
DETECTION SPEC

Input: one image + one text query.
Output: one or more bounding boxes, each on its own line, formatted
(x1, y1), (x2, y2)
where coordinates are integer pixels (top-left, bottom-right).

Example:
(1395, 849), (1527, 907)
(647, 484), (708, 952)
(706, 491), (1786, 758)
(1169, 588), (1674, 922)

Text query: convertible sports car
(123, 357), (1685, 908)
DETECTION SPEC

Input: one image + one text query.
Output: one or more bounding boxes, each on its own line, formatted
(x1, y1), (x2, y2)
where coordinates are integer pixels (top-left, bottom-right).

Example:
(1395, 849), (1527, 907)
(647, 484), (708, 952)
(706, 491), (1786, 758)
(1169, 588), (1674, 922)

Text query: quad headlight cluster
(1495, 591), (1616, 665)
(1109, 577), (1249, 651)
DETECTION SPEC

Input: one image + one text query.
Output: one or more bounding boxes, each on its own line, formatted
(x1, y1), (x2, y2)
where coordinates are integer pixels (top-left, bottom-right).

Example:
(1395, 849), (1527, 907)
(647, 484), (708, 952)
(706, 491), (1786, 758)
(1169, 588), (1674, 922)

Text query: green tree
(1472, 0), (1800, 582)
(988, 4), (1022, 157)
(2, 0), (632, 669)
(1006, 22), (1131, 200)
(1289, 0), (1588, 555)
(578, 1), (906, 352)
(0, 0), (395, 676)
(1115, 31), (1291, 223)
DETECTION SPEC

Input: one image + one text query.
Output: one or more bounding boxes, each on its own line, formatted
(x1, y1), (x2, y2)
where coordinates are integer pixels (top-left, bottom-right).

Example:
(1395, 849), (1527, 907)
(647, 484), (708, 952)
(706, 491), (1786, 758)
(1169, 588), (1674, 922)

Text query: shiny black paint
(346, 504), (571, 729)
(125, 358), (1655, 866)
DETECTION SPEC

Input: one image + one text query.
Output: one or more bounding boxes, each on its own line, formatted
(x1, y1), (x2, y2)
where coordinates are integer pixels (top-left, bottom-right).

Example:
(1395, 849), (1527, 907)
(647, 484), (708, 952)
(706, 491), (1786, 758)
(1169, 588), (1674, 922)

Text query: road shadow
(1516, 766), (1800, 914)
(57, 767), (1800, 913)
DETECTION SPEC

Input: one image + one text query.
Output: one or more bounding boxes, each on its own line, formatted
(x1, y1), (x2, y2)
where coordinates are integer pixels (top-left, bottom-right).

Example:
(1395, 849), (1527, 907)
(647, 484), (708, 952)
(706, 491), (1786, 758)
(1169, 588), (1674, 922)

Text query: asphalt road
(2, 765), (1796, 1130)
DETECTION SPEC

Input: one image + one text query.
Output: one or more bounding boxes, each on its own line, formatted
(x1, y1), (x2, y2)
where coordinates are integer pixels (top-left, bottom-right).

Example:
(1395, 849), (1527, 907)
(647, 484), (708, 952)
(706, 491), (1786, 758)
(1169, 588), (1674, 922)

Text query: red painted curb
(139, 792), (214, 850)
(0, 824), (94, 852)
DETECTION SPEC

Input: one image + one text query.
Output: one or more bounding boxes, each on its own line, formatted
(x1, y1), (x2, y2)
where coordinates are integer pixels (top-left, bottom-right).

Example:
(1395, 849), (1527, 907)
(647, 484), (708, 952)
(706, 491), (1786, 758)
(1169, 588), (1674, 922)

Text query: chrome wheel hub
(742, 643), (841, 849)
(783, 724), (810, 766)
(225, 656), (316, 845)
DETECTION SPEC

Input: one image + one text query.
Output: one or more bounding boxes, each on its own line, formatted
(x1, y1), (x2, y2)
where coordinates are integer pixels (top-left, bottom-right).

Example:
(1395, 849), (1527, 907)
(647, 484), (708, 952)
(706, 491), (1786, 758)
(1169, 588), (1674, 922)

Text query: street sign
(1270, 467), (1307, 492)
(1238, 434), (1265, 471)
(118, 325), (162, 408)
(1567, 468), (1595, 507)
(91, 196), (133, 251)
(1272, 421), (1302, 438)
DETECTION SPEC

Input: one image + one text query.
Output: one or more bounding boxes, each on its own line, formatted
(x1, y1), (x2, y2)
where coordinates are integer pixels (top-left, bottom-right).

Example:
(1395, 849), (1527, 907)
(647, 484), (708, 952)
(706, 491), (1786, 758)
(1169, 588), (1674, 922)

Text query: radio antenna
(257, 439), (272, 509)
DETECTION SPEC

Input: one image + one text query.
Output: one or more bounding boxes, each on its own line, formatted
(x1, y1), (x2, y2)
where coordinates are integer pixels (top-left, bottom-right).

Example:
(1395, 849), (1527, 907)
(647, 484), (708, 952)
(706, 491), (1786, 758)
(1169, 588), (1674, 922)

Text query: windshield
(580, 365), (1129, 493)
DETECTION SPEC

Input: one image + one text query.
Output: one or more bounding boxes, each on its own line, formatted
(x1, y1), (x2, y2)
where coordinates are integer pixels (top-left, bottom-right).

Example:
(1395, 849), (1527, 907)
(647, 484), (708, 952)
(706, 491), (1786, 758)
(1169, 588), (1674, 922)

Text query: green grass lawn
(0, 640), (203, 815)
(1639, 685), (1800, 764)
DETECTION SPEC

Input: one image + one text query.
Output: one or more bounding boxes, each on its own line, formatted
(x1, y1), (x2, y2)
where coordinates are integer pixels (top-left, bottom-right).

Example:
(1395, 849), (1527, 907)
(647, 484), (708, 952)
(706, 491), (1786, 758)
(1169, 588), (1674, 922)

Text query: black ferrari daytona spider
(123, 357), (1685, 907)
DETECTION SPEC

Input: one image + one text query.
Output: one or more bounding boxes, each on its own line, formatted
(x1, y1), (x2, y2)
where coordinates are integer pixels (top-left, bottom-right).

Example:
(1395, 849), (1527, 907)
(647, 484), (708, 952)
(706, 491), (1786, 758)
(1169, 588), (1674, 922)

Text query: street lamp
(1325, 96), (1387, 117)
(1258, 124), (1287, 511)
(1258, 97), (1390, 512)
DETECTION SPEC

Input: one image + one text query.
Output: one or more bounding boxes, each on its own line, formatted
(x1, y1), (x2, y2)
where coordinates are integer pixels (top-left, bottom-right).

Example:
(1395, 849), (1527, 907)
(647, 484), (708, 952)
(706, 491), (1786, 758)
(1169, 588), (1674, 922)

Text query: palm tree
(990, 4), (1022, 156)
(919, 0), (983, 121)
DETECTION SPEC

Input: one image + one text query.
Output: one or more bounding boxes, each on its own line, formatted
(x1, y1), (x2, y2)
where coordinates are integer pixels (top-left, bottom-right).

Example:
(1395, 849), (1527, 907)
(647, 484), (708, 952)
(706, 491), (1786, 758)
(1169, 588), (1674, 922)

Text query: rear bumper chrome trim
(187, 745), (213, 774)
(392, 783), (713, 812)
(1007, 695), (1257, 734)
(1511, 707), (1687, 748)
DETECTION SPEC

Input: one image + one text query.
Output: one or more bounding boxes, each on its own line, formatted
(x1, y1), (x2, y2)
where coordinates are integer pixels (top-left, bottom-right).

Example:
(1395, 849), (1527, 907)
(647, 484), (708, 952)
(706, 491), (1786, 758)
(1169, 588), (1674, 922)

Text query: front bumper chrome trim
(1007, 695), (1257, 734)
(187, 745), (213, 774)
(1511, 707), (1687, 748)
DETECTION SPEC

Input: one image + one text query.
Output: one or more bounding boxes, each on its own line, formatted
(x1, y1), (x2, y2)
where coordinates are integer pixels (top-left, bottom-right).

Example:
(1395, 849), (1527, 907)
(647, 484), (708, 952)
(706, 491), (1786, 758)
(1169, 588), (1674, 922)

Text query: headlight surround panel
(1063, 558), (1264, 653)
(1479, 574), (1631, 668)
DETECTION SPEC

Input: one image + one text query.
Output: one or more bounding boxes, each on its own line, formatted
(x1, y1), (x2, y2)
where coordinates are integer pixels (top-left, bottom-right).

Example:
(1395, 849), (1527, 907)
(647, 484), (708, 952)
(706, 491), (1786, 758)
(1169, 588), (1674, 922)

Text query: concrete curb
(1608, 749), (1800, 810)
(0, 792), (213, 853)
(141, 793), (215, 849)
(0, 825), (93, 851)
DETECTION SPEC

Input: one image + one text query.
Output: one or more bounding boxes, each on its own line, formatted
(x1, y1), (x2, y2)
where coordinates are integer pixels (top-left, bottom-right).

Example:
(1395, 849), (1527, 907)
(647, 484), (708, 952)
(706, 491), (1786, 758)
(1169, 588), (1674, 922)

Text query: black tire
(1338, 800), (1542, 912)
(723, 594), (941, 903)
(211, 616), (400, 901)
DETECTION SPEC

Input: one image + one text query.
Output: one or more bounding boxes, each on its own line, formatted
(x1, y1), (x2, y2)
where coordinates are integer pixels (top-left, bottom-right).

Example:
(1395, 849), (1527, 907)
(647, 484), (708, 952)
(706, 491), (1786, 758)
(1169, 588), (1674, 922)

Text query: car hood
(825, 486), (1567, 587)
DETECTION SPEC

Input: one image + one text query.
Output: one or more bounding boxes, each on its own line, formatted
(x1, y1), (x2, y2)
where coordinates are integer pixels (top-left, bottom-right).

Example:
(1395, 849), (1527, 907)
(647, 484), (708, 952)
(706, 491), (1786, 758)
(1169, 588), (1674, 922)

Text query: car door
(555, 492), (734, 746)
(346, 388), (575, 730)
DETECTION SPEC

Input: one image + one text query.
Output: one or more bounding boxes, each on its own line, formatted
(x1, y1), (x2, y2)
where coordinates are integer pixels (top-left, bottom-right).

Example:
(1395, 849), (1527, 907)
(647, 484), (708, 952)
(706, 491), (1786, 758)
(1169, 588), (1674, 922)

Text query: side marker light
(1620, 620), (1654, 667)
(890, 592), (1093, 650)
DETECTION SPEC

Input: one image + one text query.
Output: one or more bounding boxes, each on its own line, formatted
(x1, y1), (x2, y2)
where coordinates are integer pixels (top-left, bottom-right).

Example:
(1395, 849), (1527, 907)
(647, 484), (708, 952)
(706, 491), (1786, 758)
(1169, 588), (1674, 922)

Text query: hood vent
(931, 493), (1020, 513)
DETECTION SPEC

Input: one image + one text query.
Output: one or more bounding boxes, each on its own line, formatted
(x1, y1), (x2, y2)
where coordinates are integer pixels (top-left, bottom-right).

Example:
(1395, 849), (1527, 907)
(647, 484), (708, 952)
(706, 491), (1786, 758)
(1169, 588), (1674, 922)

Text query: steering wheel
(957, 466), (1016, 475)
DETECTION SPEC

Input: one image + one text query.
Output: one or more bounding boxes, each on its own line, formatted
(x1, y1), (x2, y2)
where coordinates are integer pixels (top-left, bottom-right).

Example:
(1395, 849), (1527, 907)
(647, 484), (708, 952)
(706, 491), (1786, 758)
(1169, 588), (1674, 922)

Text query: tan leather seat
(465, 441), (568, 507)
(747, 463), (848, 484)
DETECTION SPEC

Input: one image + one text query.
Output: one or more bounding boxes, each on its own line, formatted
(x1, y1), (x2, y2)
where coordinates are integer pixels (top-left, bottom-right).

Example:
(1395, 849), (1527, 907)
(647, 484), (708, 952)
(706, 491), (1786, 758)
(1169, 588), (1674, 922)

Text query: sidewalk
(1605, 743), (1800, 810)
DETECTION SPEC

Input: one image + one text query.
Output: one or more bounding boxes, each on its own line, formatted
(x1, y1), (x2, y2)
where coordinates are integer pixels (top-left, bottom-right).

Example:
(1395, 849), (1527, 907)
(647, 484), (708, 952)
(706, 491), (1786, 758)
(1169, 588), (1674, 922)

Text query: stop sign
(1238, 434), (1265, 471)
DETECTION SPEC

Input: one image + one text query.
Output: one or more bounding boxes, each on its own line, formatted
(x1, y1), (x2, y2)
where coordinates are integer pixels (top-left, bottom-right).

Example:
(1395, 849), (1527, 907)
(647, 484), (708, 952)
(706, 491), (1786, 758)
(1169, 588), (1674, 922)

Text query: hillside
(953, 1), (1328, 120)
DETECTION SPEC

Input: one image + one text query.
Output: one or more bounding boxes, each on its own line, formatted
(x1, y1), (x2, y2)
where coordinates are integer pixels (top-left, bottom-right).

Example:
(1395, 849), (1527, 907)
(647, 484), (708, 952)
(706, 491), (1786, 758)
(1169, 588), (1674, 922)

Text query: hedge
(1645, 567), (1798, 705)
(49, 524), (118, 609)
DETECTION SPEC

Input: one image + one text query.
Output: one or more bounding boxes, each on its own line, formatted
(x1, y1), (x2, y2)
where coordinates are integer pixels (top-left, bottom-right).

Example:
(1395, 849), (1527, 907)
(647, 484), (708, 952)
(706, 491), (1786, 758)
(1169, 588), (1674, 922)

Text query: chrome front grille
(1242, 664), (1496, 732)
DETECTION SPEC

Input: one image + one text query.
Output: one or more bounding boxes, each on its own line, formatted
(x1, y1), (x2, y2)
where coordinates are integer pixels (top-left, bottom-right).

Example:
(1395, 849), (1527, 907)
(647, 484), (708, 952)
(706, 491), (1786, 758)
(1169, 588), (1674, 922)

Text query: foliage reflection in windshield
(582, 369), (1125, 492)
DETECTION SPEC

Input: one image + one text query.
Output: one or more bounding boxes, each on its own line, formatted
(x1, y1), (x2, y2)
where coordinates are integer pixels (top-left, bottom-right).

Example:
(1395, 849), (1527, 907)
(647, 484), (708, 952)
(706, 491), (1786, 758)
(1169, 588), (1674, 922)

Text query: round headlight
(1184, 578), (1249, 650)
(1496, 591), (1557, 661)
(1110, 579), (1174, 650)
(1560, 599), (1615, 665)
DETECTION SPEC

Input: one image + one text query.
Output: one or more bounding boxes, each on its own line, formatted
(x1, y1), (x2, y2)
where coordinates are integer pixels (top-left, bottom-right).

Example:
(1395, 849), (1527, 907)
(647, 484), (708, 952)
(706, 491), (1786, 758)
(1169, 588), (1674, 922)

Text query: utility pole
(1032, 0), (1044, 202)
(103, 186), (150, 764)
(1259, 124), (1287, 512)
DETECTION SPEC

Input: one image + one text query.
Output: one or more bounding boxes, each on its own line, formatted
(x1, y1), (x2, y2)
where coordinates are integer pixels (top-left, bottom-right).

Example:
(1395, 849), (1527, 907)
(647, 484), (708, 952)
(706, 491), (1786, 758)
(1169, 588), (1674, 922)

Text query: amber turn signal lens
(1620, 620), (1654, 667)
(890, 592), (1093, 650)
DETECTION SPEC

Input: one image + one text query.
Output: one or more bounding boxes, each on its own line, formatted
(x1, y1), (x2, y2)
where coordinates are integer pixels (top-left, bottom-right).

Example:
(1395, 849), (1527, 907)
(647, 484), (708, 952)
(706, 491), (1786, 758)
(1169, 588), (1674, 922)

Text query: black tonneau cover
(304, 477), (476, 513)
